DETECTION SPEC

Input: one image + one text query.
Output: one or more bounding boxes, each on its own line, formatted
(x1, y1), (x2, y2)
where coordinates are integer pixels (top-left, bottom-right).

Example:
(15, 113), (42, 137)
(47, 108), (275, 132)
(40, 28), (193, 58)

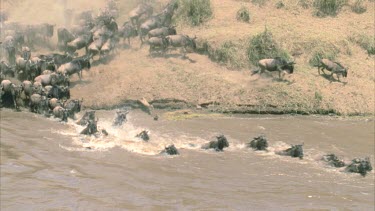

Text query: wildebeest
(15, 56), (35, 80)
(113, 110), (129, 126)
(0, 61), (15, 78)
(129, 3), (153, 27)
(316, 59), (348, 82)
(3, 36), (16, 65)
(139, 11), (173, 44)
(148, 26), (176, 38)
(248, 135), (268, 151)
(80, 119), (98, 135)
(252, 57), (295, 78)
(165, 35), (197, 57)
(66, 33), (93, 54)
(57, 56), (91, 80)
(136, 130), (149, 141)
(29, 93), (49, 114)
(44, 85), (70, 100)
(148, 37), (168, 54)
(48, 98), (63, 110)
(48, 53), (74, 69)
(0, 80), (21, 110)
(321, 154), (346, 167)
(57, 28), (76, 52)
(21, 46), (31, 60)
(118, 21), (138, 46)
(63, 99), (82, 119)
(276, 143), (304, 159)
(345, 157), (372, 176)
(53, 106), (68, 122)
(160, 144), (179, 155)
(20, 80), (33, 102)
(77, 110), (96, 126)
(34, 73), (65, 86)
(202, 135), (229, 151)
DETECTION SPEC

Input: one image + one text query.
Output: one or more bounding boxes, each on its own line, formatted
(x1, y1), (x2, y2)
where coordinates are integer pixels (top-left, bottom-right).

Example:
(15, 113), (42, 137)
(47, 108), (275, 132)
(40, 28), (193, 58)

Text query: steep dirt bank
(2, 0), (374, 115)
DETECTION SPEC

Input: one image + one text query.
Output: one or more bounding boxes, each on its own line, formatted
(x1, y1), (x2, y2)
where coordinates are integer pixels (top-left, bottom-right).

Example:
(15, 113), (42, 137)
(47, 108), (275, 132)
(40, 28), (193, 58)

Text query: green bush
(308, 45), (339, 66)
(177, 0), (213, 26)
(247, 28), (291, 66)
(210, 41), (244, 68)
(351, 0), (367, 13)
(313, 0), (347, 17)
(236, 6), (250, 22)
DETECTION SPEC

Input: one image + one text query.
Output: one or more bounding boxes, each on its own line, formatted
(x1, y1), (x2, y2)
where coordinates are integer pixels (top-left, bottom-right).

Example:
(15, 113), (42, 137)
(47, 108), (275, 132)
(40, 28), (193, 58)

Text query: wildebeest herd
(0, 0), (367, 176)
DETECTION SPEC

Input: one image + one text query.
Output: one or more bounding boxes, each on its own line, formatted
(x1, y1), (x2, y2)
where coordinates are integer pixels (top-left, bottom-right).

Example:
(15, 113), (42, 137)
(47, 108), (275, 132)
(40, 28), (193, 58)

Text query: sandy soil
(2, 0), (374, 115)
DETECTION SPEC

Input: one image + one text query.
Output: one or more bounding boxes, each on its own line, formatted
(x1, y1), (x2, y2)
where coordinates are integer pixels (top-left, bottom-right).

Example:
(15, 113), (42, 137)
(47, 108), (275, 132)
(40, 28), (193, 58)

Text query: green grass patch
(275, 1), (285, 8)
(236, 6), (250, 22)
(246, 27), (291, 66)
(313, 0), (347, 17)
(251, 0), (269, 6)
(176, 0), (213, 26)
(308, 44), (339, 66)
(348, 33), (375, 55)
(210, 41), (245, 69)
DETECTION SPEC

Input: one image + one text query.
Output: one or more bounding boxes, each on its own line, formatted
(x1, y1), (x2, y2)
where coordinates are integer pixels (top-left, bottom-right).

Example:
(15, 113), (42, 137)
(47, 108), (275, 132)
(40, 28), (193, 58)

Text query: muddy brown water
(0, 109), (374, 210)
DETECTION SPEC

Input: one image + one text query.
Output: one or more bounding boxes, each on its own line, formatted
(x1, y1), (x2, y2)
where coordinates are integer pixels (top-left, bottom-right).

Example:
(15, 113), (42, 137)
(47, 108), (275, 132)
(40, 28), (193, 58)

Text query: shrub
(313, 0), (347, 17)
(308, 45), (339, 66)
(177, 0), (213, 26)
(247, 28), (291, 66)
(348, 34), (375, 55)
(276, 1), (285, 8)
(351, 0), (367, 13)
(210, 41), (244, 68)
(236, 6), (250, 22)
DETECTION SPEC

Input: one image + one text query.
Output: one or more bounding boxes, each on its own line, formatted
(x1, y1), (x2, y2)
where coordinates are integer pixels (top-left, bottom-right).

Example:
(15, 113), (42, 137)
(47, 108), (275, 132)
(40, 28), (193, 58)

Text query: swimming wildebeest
(136, 130), (149, 142)
(248, 135), (268, 151)
(113, 110), (129, 126)
(52, 106), (69, 122)
(202, 135), (229, 151)
(148, 26), (176, 38)
(57, 56), (91, 80)
(316, 58), (348, 82)
(77, 110), (96, 126)
(80, 119), (98, 135)
(148, 37), (169, 54)
(165, 35), (197, 57)
(276, 143), (304, 159)
(252, 57), (295, 79)
(345, 157), (372, 176)
(322, 154), (346, 167)
(0, 80), (21, 110)
(160, 144), (179, 155)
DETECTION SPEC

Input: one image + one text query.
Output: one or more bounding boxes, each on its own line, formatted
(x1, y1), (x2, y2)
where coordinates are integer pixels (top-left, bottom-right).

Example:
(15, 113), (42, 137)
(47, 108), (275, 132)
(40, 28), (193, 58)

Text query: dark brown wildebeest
(148, 26), (176, 38)
(57, 28), (76, 52)
(147, 37), (169, 54)
(165, 35), (197, 57)
(56, 56), (91, 80)
(316, 58), (348, 82)
(53, 106), (69, 122)
(118, 21), (138, 46)
(252, 57), (295, 79)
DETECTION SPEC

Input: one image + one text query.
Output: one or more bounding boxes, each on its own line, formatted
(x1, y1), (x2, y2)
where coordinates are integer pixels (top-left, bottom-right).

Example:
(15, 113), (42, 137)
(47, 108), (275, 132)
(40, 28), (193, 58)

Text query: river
(1, 109), (374, 210)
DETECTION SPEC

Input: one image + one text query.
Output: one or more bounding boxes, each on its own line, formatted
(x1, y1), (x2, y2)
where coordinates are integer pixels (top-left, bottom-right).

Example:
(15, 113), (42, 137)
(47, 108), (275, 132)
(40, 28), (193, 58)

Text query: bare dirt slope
(3, 0), (374, 115)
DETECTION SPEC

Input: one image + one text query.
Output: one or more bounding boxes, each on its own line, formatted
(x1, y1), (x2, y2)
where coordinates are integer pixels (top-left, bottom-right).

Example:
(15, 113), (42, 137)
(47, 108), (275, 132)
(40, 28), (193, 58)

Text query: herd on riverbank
(0, 0), (369, 176)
